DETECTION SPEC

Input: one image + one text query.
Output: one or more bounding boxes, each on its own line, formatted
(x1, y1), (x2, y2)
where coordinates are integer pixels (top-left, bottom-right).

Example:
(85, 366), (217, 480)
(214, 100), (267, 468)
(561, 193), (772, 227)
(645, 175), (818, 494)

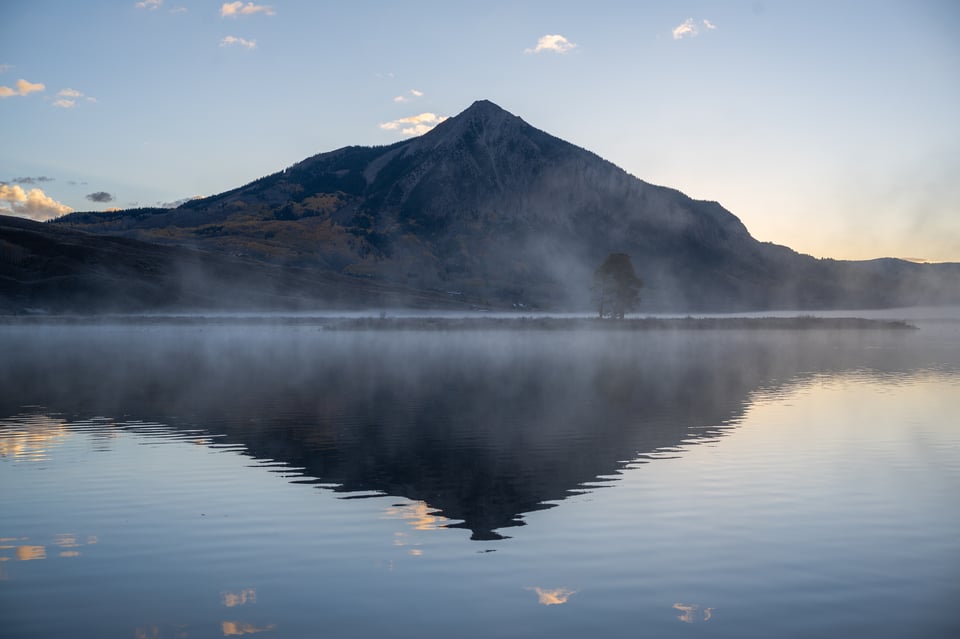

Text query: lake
(1, 312), (959, 638)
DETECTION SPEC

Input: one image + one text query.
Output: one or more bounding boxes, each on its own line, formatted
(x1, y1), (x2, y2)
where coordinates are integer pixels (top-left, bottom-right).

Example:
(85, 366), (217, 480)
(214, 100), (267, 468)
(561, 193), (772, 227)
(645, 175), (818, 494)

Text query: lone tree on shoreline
(594, 253), (643, 319)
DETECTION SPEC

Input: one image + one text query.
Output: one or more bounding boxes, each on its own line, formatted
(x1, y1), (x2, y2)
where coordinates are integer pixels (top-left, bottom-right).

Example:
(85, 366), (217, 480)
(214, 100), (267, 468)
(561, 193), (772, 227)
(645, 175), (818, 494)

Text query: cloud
(51, 88), (94, 108)
(221, 2), (275, 17)
(170, 6), (188, 13)
(673, 18), (717, 39)
(524, 34), (577, 54)
(135, 0), (162, 10)
(393, 89), (424, 103)
(16, 79), (45, 95)
(220, 35), (256, 49)
(0, 64), (12, 73)
(158, 196), (201, 208)
(9, 176), (54, 185)
(0, 79), (45, 98)
(672, 18), (697, 39)
(85, 191), (114, 203)
(0, 184), (73, 221)
(379, 112), (448, 136)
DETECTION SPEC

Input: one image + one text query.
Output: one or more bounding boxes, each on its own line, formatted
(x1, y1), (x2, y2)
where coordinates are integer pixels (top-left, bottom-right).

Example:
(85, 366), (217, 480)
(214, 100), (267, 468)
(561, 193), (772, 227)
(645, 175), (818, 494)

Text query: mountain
(41, 100), (960, 311)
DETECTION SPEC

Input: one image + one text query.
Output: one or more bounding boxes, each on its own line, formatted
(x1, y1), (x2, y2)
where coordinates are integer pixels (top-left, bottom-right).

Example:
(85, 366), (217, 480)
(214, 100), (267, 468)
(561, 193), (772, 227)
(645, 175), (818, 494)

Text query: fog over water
(1, 314), (958, 638)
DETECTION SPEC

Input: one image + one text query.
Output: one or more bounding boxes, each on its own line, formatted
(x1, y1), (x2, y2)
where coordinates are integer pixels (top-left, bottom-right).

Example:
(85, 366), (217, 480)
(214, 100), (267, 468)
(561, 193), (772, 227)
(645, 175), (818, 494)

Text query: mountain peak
(452, 99), (520, 128)
(462, 99), (509, 116)
(410, 99), (531, 153)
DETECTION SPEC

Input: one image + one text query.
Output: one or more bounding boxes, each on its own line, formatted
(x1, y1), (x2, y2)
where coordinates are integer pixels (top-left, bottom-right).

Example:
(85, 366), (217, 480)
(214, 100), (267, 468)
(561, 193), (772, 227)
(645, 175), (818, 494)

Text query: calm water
(1, 315), (959, 638)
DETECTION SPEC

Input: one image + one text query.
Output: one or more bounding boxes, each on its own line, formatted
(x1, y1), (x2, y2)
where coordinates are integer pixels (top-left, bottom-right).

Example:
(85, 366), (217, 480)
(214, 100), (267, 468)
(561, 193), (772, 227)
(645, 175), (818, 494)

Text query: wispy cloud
(220, 35), (257, 49)
(221, 2), (275, 17)
(51, 87), (94, 108)
(393, 89), (424, 103)
(158, 196), (201, 208)
(673, 18), (717, 39)
(0, 184), (73, 221)
(524, 34), (577, 54)
(85, 191), (114, 203)
(170, 6), (188, 13)
(379, 112), (448, 136)
(0, 79), (45, 98)
(0, 64), (12, 74)
(8, 176), (54, 185)
(135, 0), (163, 10)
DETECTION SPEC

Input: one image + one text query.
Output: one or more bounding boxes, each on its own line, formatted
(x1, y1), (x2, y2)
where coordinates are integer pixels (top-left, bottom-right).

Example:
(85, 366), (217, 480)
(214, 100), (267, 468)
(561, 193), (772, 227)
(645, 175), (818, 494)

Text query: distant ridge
(36, 99), (960, 312)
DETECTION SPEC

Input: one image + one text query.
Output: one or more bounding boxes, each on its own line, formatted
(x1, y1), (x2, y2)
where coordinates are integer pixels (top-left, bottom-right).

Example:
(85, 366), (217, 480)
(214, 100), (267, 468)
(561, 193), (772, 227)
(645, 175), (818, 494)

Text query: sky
(1, 1), (958, 262)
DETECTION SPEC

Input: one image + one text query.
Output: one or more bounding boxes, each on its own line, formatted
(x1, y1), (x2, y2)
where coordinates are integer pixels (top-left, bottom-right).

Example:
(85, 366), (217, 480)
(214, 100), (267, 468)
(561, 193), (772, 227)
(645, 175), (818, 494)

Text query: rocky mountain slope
(49, 100), (960, 311)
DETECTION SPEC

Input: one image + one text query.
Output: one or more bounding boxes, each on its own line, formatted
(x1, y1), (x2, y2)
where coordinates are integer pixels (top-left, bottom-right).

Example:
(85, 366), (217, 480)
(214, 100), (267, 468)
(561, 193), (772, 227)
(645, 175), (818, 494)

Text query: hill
(0, 215), (471, 314)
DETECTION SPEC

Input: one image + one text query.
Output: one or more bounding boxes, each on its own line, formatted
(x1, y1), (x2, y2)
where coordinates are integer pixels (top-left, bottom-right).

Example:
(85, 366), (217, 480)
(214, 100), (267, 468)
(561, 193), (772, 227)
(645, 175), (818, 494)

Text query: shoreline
(0, 315), (917, 330)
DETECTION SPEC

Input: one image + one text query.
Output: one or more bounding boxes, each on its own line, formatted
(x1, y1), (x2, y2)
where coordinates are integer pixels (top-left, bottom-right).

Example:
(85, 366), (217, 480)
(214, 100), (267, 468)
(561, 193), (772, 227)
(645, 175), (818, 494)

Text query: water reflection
(528, 587), (577, 606)
(0, 324), (955, 542)
(14, 546), (45, 561)
(673, 603), (714, 623)
(222, 589), (258, 607)
(0, 413), (68, 461)
(0, 534), (98, 562)
(221, 621), (275, 636)
(133, 625), (188, 639)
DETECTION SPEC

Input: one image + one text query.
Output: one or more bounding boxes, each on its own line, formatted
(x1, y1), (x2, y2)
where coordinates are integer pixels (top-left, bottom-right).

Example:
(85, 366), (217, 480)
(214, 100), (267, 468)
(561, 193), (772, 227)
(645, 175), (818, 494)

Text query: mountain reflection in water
(0, 323), (948, 541)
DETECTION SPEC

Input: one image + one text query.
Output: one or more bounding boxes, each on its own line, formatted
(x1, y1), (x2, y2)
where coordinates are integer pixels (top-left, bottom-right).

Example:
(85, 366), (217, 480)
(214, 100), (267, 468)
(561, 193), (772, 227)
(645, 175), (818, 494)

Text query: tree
(594, 253), (643, 319)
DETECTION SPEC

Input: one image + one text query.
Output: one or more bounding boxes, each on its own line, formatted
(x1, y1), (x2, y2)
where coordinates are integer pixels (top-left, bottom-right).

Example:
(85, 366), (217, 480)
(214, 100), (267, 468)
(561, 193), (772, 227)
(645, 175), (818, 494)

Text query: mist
(3, 319), (956, 539)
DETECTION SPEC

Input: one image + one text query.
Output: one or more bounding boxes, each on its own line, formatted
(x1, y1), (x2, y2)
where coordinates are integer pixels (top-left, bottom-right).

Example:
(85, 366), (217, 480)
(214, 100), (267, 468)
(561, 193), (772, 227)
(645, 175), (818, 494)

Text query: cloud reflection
(222, 588), (257, 607)
(0, 534), (97, 561)
(221, 621), (275, 636)
(527, 587), (576, 606)
(0, 414), (68, 461)
(673, 602), (714, 623)
(384, 501), (449, 531)
(15, 545), (46, 561)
